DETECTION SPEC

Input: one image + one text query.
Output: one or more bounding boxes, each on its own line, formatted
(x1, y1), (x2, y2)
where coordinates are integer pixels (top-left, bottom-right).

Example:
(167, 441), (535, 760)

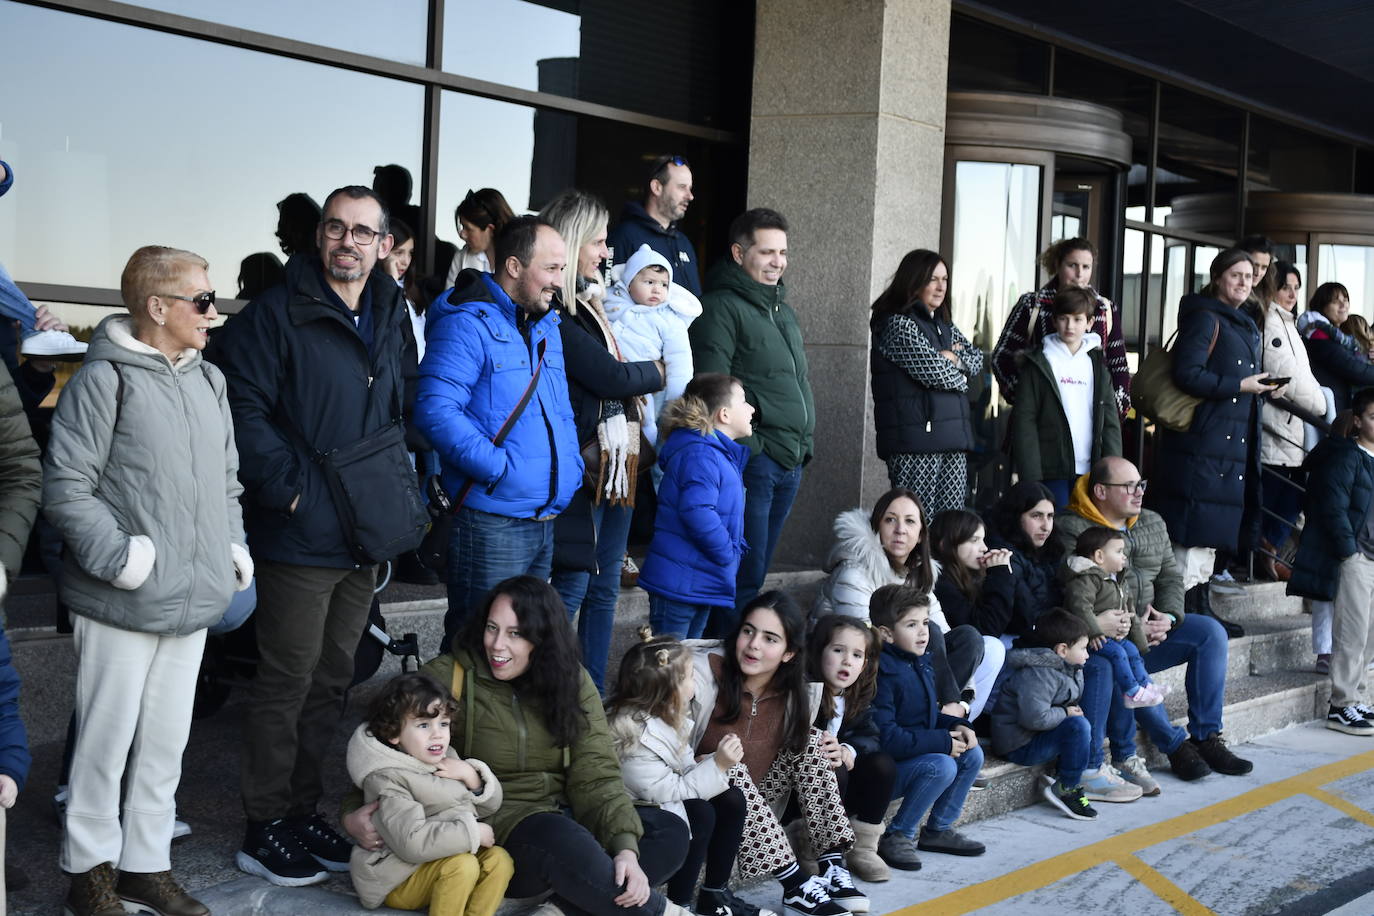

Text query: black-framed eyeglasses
(157, 291), (216, 314)
(1102, 480), (1148, 494)
(321, 219), (380, 245)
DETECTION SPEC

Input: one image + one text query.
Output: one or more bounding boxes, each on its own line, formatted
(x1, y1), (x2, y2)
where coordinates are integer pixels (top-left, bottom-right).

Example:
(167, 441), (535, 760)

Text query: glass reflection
(0, 3), (423, 296)
(443, 0), (580, 93)
(131, 0), (427, 64)
(1162, 242), (1188, 343)
(435, 91), (541, 253)
(1318, 244), (1374, 317)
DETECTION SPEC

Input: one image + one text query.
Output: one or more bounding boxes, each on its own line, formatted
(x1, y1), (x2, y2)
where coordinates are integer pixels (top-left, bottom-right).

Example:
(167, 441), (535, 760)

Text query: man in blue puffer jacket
(416, 216), (583, 647)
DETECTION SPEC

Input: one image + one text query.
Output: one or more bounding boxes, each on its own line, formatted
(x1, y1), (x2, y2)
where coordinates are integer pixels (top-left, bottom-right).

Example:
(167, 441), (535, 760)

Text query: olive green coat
(0, 360), (40, 609)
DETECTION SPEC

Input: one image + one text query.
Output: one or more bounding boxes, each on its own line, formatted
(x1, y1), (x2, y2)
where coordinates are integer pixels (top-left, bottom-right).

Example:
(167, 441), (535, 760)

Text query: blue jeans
(647, 594), (714, 640)
(888, 744), (984, 837)
(1093, 638), (1150, 696)
(709, 452), (801, 636)
(1081, 613), (1227, 767)
(445, 507), (553, 650)
(1003, 715), (1091, 787)
(550, 502), (633, 692)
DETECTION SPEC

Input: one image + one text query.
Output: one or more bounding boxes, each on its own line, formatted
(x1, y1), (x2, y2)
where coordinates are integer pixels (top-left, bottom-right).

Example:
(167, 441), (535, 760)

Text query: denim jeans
(708, 452), (801, 636)
(550, 501), (634, 692)
(648, 594), (714, 640)
(1093, 638), (1149, 696)
(0, 260), (38, 338)
(445, 507), (553, 650)
(1003, 715), (1090, 787)
(1081, 613), (1226, 767)
(888, 744), (984, 837)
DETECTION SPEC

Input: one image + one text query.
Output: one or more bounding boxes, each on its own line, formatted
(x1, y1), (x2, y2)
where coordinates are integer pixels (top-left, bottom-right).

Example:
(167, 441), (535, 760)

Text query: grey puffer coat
(989, 647), (1084, 757)
(43, 316), (249, 636)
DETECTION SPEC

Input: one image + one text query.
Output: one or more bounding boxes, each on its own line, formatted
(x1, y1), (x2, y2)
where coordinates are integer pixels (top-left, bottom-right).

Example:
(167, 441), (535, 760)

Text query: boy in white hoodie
(1010, 286), (1123, 507)
(603, 244), (702, 446)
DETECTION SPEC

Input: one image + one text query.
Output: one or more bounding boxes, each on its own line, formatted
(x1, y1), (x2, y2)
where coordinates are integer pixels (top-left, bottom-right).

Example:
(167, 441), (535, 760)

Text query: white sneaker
(20, 328), (87, 359)
(1078, 765), (1143, 802)
(173, 819), (192, 840)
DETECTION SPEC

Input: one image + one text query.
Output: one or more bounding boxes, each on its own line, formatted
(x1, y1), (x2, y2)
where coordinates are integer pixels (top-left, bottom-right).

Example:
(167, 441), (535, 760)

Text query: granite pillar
(747, 0), (951, 568)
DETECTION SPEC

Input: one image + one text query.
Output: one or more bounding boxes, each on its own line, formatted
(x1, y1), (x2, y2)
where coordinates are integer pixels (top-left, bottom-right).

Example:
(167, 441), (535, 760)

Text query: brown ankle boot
(116, 870), (209, 916)
(63, 863), (125, 916)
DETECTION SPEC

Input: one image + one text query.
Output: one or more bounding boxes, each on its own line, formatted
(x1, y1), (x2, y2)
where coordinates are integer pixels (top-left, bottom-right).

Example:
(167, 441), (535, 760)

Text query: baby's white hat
(624, 243), (674, 288)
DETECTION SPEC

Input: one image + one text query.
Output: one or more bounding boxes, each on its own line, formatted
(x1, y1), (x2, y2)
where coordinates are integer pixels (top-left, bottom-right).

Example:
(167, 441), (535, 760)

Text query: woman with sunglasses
(45, 246), (252, 916)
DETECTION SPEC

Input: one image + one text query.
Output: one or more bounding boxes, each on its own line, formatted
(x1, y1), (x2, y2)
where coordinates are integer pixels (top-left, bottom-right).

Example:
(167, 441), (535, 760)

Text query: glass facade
(0, 0), (748, 317)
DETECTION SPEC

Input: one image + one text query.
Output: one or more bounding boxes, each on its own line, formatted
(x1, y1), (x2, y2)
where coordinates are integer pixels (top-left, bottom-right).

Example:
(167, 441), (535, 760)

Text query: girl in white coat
(607, 634), (757, 916)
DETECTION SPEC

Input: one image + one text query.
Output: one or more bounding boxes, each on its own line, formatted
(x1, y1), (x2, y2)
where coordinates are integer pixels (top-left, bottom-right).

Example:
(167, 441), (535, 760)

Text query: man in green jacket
(689, 209), (815, 632)
(1055, 456), (1252, 786)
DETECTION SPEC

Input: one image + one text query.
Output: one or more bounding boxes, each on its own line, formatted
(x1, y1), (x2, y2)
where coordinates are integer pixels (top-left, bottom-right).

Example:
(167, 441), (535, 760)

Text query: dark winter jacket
(1060, 556), (1147, 653)
(986, 534), (1061, 639)
(1055, 475), (1186, 622)
(1300, 311), (1374, 412)
(421, 647), (644, 853)
(1010, 341), (1122, 482)
(870, 310), (980, 457)
(551, 295), (662, 573)
(990, 647), (1084, 757)
(690, 260), (814, 469)
(638, 424), (750, 608)
(607, 201), (702, 296)
(872, 642), (963, 759)
(1147, 294), (1262, 551)
(1288, 436), (1374, 601)
(813, 694), (882, 757)
(414, 270), (582, 521)
(0, 628), (29, 793)
(0, 359), (39, 596)
(933, 565), (1020, 638)
(210, 255), (419, 568)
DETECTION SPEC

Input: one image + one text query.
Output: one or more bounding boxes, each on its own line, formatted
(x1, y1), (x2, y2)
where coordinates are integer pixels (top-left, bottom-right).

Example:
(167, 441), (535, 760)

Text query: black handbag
(313, 419), (430, 566)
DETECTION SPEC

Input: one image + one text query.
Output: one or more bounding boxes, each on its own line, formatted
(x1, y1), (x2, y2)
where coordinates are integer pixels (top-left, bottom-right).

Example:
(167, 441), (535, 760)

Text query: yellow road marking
(890, 750), (1374, 915)
(1114, 854), (1216, 916)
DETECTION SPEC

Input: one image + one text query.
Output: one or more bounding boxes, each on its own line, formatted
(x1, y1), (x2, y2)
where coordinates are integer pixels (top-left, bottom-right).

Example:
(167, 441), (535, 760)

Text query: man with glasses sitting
(210, 185), (423, 887)
(1055, 456), (1252, 787)
(607, 154), (701, 296)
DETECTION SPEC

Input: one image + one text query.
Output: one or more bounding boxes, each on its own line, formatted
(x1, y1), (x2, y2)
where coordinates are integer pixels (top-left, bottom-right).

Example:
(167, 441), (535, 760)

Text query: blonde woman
(46, 246), (252, 916)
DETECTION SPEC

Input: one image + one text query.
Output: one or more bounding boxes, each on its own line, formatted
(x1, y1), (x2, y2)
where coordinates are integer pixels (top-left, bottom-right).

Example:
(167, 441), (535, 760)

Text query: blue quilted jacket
(415, 271), (582, 518)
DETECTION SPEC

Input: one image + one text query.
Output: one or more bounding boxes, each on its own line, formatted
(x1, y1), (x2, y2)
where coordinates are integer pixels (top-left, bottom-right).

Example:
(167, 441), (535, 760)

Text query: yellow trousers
(384, 846), (514, 916)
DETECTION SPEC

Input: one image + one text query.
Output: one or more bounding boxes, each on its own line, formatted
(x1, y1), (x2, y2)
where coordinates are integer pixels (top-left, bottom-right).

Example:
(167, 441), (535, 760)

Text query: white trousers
(968, 635), (1007, 721)
(62, 616), (205, 874)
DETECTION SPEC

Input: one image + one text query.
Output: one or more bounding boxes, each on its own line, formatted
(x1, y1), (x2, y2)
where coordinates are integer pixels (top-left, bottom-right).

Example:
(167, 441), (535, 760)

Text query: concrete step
(1210, 578), (1305, 621)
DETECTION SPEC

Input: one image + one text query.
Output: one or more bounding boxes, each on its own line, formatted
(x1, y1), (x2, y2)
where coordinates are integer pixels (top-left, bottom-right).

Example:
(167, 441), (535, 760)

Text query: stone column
(747, 0), (951, 568)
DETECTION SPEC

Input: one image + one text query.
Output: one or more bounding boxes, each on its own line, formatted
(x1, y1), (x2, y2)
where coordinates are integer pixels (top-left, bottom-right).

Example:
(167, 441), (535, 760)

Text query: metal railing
(1251, 395), (1332, 579)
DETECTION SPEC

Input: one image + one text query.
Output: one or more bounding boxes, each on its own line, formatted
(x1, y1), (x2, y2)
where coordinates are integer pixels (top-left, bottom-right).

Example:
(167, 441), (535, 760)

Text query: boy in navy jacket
(1290, 388), (1374, 735)
(870, 585), (984, 872)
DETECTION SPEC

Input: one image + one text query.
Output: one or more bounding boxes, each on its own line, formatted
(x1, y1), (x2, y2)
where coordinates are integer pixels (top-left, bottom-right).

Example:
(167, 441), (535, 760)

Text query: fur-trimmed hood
(814, 507), (946, 629)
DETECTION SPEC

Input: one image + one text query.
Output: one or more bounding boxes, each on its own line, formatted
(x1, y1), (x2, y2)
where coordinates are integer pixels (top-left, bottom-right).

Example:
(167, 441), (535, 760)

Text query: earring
(159, 319), (166, 326)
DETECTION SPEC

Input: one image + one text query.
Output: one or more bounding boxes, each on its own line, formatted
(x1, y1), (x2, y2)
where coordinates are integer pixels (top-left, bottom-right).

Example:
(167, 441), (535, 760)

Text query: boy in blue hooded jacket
(870, 585), (985, 872)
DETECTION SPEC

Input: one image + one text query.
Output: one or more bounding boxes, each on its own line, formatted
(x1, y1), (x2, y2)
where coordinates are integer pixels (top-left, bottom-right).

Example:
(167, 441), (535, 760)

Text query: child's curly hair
(367, 672), (459, 745)
(605, 628), (694, 752)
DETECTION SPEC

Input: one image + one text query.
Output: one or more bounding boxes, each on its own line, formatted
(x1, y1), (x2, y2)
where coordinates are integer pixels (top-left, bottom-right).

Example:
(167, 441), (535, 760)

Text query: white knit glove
(601, 413), (629, 500)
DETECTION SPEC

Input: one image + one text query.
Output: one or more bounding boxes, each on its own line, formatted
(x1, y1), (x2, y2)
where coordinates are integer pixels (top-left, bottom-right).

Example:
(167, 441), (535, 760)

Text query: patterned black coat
(1146, 294), (1262, 551)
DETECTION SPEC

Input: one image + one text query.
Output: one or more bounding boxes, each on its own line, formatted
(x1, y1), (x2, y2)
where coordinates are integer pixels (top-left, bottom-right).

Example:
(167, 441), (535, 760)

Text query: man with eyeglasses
(1056, 456), (1253, 790)
(607, 154), (701, 296)
(210, 185), (423, 887)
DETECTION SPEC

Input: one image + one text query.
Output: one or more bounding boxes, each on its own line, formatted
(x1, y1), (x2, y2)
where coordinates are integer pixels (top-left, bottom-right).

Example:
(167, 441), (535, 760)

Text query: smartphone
(1262, 376), (1291, 387)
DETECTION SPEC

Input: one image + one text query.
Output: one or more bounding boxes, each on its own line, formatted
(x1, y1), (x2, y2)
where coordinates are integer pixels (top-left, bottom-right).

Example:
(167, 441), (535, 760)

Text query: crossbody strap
(449, 336), (548, 515)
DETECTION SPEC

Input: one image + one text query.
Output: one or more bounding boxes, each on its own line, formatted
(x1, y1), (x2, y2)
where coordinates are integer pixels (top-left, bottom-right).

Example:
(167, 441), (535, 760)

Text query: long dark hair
(869, 487), (935, 593)
(807, 615), (881, 729)
(871, 249), (950, 324)
(714, 591), (810, 755)
(988, 480), (1062, 562)
(458, 576), (588, 747)
(929, 509), (987, 602)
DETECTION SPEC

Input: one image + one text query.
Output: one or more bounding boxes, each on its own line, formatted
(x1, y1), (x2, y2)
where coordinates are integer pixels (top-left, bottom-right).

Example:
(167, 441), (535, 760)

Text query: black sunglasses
(158, 291), (216, 314)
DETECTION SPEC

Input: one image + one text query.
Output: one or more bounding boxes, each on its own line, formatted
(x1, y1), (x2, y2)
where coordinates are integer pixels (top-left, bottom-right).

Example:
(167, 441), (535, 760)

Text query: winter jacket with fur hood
(813, 507), (947, 630)
(990, 647), (1084, 757)
(346, 723), (504, 909)
(44, 315), (251, 636)
(610, 711), (729, 826)
(1059, 556), (1146, 653)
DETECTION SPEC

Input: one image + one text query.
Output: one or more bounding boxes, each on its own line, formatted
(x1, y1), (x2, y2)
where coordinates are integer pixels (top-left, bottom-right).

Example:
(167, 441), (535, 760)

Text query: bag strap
(448, 335), (548, 515)
(1206, 318), (1220, 358)
(446, 660), (474, 758)
(107, 361), (126, 429)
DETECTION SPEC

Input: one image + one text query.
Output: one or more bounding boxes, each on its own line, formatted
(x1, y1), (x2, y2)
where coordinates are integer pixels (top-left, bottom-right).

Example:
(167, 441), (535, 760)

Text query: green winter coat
(421, 647), (643, 854)
(1054, 475), (1186, 628)
(1059, 556), (1147, 654)
(0, 361), (40, 608)
(1010, 345), (1122, 482)
(689, 260), (815, 469)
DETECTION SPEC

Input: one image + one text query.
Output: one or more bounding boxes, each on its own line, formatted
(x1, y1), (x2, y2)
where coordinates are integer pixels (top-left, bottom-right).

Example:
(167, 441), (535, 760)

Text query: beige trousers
(1331, 553), (1374, 707)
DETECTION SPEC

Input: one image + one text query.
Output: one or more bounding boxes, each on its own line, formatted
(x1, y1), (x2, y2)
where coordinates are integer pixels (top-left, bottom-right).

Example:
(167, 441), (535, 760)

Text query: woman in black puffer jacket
(1147, 248), (1283, 618)
(986, 481), (1064, 643)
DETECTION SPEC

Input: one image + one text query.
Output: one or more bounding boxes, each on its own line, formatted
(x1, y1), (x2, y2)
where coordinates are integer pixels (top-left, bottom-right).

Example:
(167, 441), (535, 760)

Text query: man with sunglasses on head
(209, 185), (423, 888)
(1055, 456), (1252, 789)
(607, 154), (701, 296)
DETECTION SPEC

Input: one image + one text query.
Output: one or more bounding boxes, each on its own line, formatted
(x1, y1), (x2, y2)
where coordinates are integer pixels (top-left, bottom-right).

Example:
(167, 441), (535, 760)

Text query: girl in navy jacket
(640, 375), (753, 638)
